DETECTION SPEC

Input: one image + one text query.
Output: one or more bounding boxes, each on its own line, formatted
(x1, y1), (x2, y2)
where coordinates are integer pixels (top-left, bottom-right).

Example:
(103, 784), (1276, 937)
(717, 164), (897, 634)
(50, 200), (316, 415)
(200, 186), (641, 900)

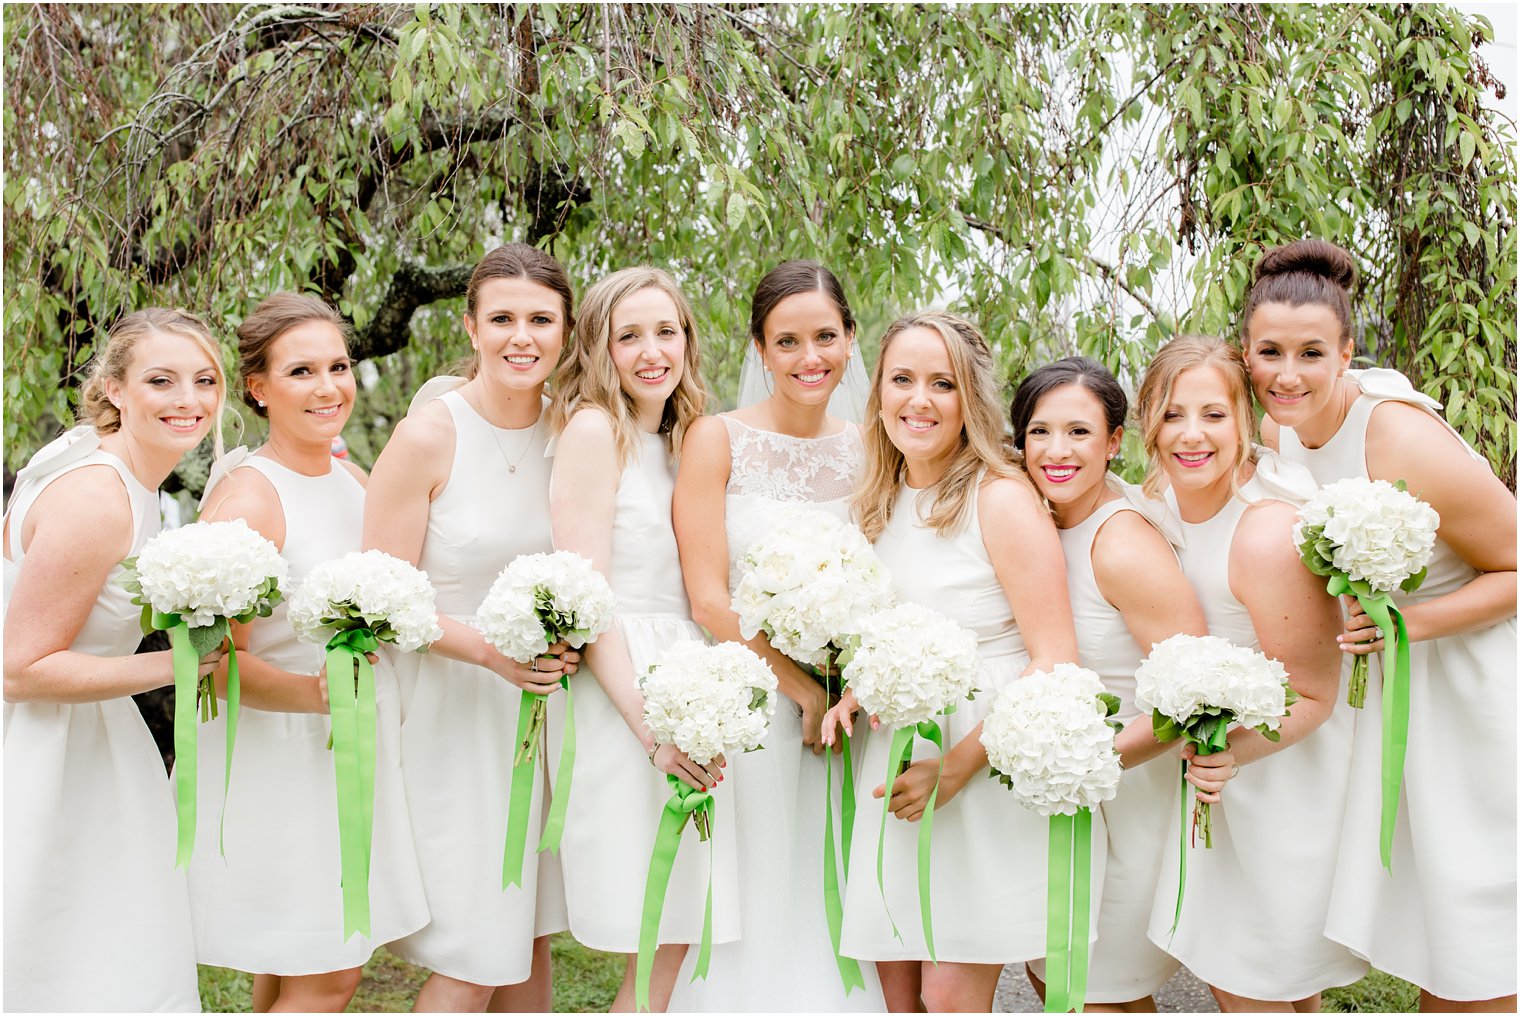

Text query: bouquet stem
(1347, 653), (1369, 709)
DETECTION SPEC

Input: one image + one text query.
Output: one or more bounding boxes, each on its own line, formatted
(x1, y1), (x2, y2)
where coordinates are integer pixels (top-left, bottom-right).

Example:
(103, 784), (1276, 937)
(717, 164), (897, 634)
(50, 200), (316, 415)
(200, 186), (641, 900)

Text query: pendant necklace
(471, 389), (539, 474)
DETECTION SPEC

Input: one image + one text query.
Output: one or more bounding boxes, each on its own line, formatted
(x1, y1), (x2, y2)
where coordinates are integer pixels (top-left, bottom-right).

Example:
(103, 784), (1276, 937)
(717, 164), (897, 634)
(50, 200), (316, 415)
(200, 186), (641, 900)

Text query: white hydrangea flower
(1134, 633), (1292, 736)
(639, 640), (778, 766)
(1293, 477), (1439, 594)
(843, 602), (980, 729)
(288, 550), (444, 652)
(981, 664), (1121, 816)
(127, 518), (287, 629)
(477, 550), (616, 662)
(732, 506), (896, 669)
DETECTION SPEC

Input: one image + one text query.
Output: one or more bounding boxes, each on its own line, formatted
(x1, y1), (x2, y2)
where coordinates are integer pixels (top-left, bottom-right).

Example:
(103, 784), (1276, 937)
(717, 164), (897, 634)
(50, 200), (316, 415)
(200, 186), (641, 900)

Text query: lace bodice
(721, 414), (864, 590)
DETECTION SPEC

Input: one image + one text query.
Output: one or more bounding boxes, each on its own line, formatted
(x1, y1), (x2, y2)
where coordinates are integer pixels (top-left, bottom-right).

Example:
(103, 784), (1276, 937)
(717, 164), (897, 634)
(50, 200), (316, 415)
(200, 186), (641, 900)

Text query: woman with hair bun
(1008, 356), (1222, 1012)
(4, 308), (228, 1011)
(1136, 334), (1367, 1012)
(1244, 238), (1517, 1011)
(823, 311), (1080, 1012)
(188, 293), (428, 1012)
(364, 243), (580, 1011)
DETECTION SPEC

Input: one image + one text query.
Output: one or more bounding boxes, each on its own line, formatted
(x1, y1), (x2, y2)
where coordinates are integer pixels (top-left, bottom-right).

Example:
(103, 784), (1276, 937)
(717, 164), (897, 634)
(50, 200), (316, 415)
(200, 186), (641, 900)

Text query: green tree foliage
(4, 4), (1513, 485)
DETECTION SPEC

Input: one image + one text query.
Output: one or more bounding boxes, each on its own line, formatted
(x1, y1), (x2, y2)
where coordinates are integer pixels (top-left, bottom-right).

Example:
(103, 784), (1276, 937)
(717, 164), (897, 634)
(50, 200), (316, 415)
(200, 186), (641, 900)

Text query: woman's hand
(486, 641), (580, 695)
(652, 744), (725, 792)
(1337, 594), (1384, 656)
(874, 757), (961, 822)
(316, 652), (380, 712)
(197, 647), (227, 680)
(820, 688), (874, 748)
(1180, 742), (1239, 805)
(792, 672), (836, 756)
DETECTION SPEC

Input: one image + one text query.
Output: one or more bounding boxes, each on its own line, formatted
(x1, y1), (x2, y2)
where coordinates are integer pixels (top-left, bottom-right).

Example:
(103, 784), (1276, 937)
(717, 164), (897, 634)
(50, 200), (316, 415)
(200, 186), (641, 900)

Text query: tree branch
(351, 261), (474, 361)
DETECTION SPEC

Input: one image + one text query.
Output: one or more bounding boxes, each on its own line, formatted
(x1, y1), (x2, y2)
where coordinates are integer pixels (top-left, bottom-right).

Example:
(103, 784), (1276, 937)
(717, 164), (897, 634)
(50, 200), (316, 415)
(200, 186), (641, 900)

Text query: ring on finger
(530, 658), (539, 672)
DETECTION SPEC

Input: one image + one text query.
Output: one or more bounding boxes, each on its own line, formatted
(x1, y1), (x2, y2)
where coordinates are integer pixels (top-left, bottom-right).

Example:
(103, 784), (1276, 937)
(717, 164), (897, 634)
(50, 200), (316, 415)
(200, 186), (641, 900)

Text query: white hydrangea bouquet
(288, 549), (443, 938)
(633, 640), (776, 1009)
(119, 518), (288, 867)
(1135, 633), (1296, 935)
(842, 601), (979, 962)
(981, 664), (1122, 1015)
(477, 550), (615, 888)
(732, 506), (895, 689)
(1294, 477), (1436, 871)
(1294, 477), (1437, 707)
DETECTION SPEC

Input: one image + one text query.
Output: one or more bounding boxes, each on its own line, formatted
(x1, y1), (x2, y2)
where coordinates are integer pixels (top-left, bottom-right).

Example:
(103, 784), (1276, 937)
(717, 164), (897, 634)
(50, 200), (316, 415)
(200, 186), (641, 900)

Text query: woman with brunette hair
(188, 293), (428, 1011)
(1136, 334), (1366, 1012)
(670, 259), (883, 1010)
(5, 308), (228, 1011)
(1243, 239), (1516, 1011)
(1009, 356), (1225, 1012)
(364, 243), (578, 1011)
(544, 266), (737, 1011)
(823, 311), (1080, 1012)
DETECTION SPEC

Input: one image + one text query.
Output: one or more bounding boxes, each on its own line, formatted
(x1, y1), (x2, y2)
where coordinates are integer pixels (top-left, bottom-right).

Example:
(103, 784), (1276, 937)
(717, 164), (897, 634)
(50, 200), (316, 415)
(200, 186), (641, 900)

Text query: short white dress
(670, 415), (883, 1011)
(840, 481), (1101, 964)
(1147, 473), (1368, 999)
(1043, 497), (1180, 1002)
(545, 430), (739, 951)
(1280, 370), (1517, 1000)
(3, 431), (200, 1012)
(385, 387), (567, 985)
(187, 454), (429, 973)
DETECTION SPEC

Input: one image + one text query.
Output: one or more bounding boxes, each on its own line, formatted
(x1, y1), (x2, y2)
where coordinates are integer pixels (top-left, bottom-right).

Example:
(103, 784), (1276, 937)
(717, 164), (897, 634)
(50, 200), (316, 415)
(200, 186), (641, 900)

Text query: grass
(197, 934), (622, 1013)
(1323, 969), (1421, 1013)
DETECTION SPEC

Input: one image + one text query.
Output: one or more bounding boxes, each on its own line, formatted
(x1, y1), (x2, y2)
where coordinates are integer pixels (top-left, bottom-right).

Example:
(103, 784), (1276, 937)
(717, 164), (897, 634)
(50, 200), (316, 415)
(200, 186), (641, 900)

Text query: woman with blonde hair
(1135, 334), (1365, 1012)
(4, 308), (228, 1011)
(1243, 239), (1516, 1011)
(364, 243), (579, 1012)
(543, 266), (737, 1011)
(188, 293), (428, 1011)
(822, 310), (1080, 1013)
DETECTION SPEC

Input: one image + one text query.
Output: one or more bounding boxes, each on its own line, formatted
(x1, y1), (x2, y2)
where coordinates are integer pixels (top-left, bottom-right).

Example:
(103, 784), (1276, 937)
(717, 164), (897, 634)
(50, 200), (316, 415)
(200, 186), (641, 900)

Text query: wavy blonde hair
(853, 310), (1026, 541)
(78, 307), (228, 460)
(547, 266), (707, 466)
(1136, 333), (1257, 499)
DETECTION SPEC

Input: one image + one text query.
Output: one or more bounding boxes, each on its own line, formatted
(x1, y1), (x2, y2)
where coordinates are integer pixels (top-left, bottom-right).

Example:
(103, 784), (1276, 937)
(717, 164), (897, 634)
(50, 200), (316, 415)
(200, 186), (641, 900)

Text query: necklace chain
(486, 416), (538, 473)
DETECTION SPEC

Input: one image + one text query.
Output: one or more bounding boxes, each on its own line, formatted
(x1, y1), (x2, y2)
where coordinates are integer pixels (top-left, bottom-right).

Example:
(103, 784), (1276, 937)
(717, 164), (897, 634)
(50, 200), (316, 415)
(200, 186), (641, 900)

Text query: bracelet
(1231, 762), (1242, 778)
(646, 743), (660, 766)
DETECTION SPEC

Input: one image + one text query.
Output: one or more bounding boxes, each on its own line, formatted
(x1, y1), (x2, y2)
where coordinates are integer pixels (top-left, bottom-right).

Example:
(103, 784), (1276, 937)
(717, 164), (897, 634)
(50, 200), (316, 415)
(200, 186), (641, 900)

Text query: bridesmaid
(188, 294), (428, 1011)
(1243, 239), (1517, 1011)
(543, 266), (737, 1011)
(822, 311), (1081, 1013)
(670, 259), (884, 1011)
(1009, 357), (1229, 1012)
(364, 244), (578, 1012)
(4, 308), (227, 1011)
(1136, 334), (1367, 1011)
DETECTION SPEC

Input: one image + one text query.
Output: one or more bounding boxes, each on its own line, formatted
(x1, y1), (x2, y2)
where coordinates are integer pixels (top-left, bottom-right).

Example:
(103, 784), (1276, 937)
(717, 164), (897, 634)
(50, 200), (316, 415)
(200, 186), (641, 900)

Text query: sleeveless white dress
(670, 415), (884, 1011)
(187, 455), (429, 973)
(3, 433), (200, 1012)
(841, 480), (1099, 964)
(385, 388), (567, 985)
(1279, 371), (1517, 1000)
(545, 430), (738, 951)
(1146, 474), (1368, 999)
(1040, 497), (1180, 1002)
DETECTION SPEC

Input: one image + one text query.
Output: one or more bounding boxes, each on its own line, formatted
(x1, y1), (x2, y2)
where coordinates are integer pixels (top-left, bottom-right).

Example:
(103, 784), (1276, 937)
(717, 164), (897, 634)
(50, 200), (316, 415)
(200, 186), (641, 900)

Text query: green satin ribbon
(1325, 575), (1410, 872)
(1168, 732), (1226, 940)
(502, 690), (538, 890)
(326, 628), (378, 939)
(1043, 809), (1093, 1014)
(635, 774), (714, 1013)
(876, 719), (944, 963)
(156, 613), (239, 869)
(538, 675), (575, 854)
(823, 728), (865, 993)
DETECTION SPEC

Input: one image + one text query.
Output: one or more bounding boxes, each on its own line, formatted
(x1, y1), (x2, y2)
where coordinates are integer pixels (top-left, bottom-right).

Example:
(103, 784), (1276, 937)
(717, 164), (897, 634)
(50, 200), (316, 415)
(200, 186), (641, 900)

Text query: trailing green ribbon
(155, 612), (239, 869)
(1043, 809), (1094, 1014)
(1325, 575), (1410, 872)
(537, 674), (575, 854)
(823, 728), (865, 993)
(326, 628), (378, 939)
(635, 774), (714, 1013)
(502, 691), (538, 890)
(1167, 730), (1226, 940)
(876, 719), (945, 963)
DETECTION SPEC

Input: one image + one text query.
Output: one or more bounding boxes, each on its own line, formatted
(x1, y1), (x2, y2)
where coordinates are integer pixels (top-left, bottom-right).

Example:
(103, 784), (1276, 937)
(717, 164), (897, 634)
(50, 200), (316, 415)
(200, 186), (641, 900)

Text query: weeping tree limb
(351, 261), (475, 361)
